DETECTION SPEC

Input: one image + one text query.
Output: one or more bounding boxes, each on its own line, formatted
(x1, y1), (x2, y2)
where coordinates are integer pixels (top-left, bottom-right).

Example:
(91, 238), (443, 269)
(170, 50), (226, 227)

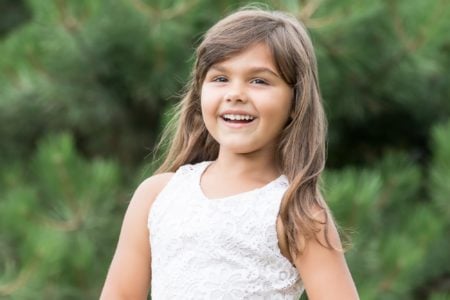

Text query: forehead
(208, 42), (277, 71)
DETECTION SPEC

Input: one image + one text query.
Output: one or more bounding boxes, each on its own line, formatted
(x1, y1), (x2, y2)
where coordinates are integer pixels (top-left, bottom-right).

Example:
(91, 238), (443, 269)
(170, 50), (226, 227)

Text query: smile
(221, 114), (255, 123)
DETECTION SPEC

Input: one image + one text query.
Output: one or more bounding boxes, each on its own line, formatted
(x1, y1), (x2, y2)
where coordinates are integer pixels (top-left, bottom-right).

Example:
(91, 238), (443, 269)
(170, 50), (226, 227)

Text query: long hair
(154, 8), (332, 259)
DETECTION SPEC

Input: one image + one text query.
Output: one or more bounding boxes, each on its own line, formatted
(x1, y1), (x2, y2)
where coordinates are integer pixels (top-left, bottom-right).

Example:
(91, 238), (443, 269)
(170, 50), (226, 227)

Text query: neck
(212, 147), (281, 180)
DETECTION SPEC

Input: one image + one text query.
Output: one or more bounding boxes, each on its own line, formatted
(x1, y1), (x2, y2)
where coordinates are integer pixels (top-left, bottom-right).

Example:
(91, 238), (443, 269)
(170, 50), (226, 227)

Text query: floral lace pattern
(148, 161), (304, 299)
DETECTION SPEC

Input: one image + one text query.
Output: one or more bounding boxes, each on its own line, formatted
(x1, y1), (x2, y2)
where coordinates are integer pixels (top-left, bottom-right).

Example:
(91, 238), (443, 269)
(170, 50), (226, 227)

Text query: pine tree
(1, 0), (449, 299)
(0, 134), (122, 298)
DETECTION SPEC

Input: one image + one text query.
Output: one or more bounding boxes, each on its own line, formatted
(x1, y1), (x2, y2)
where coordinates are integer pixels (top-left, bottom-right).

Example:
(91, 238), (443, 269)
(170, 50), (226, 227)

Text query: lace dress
(148, 161), (304, 299)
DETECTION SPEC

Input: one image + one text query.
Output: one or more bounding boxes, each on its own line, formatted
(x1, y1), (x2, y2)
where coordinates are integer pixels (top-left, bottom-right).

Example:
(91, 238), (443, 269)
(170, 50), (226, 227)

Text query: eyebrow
(209, 65), (281, 78)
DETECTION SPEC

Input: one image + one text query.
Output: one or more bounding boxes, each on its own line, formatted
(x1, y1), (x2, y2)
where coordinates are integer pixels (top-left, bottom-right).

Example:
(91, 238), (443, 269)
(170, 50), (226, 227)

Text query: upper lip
(219, 110), (257, 118)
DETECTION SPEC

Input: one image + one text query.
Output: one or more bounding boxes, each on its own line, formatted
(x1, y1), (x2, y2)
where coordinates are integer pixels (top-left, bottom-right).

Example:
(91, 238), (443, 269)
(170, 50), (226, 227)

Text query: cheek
(200, 87), (217, 126)
(278, 90), (294, 121)
(261, 92), (292, 121)
(200, 89), (208, 114)
(200, 86), (208, 112)
(201, 85), (221, 110)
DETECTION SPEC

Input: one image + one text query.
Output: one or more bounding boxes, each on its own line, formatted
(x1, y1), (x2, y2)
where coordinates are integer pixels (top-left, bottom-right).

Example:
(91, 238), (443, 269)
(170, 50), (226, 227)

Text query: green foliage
(430, 121), (450, 219)
(0, 0), (204, 166)
(325, 150), (447, 299)
(0, 134), (123, 298)
(0, 0), (31, 37)
(0, 0), (449, 299)
(311, 0), (450, 167)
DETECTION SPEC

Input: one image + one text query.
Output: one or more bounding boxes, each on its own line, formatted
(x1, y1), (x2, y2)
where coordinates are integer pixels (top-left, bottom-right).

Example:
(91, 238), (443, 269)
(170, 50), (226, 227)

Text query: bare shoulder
(311, 206), (342, 248)
(132, 172), (175, 208)
(277, 207), (340, 260)
(117, 172), (175, 233)
(99, 172), (175, 299)
(137, 172), (175, 192)
(293, 206), (359, 299)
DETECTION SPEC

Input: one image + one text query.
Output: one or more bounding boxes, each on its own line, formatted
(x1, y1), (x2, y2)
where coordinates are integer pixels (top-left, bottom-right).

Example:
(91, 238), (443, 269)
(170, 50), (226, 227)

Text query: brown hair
(154, 8), (333, 260)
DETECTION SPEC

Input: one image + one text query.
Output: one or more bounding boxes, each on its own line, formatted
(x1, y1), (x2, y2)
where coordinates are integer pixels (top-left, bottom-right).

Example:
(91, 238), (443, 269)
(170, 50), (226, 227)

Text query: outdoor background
(0, 0), (449, 299)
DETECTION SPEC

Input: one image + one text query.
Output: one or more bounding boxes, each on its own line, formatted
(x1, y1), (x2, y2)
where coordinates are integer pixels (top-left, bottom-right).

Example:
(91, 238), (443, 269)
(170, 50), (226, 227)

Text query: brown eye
(250, 78), (268, 85)
(213, 76), (228, 82)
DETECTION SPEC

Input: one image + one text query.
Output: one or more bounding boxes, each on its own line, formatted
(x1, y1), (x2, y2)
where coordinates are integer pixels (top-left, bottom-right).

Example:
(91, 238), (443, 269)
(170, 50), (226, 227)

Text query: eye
(212, 76), (228, 83)
(250, 78), (269, 85)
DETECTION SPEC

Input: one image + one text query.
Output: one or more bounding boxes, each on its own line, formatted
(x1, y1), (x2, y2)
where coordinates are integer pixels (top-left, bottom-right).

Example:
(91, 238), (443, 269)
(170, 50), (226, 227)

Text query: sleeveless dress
(148, 161), (304, 299)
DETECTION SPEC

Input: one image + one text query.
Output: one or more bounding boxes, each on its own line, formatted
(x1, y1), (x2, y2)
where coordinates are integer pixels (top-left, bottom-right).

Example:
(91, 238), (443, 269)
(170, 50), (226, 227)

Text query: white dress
(148, 161), (304, 299)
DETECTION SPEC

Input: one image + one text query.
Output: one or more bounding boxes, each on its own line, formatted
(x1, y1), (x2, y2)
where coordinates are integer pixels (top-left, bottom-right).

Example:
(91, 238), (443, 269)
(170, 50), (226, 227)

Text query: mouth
(220, 113), (256, 124)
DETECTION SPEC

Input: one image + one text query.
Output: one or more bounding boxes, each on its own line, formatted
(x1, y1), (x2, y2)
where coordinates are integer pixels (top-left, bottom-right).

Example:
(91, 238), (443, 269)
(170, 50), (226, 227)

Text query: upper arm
(100, 172), (174, 300)
(294, 211), (359, 300)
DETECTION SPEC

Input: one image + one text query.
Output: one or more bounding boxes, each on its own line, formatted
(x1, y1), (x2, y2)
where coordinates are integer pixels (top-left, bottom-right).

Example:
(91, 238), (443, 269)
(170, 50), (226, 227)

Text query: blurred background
(0, 0), (449, 299)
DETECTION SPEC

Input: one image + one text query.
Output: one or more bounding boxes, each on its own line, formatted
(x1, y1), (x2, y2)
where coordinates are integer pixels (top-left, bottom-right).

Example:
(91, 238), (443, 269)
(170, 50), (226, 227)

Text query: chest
(152, 189), (287, 255)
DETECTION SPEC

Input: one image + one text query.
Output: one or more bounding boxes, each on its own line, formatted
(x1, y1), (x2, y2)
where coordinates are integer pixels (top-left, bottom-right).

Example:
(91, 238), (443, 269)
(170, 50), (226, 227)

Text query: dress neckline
(196, 161), (288, 202)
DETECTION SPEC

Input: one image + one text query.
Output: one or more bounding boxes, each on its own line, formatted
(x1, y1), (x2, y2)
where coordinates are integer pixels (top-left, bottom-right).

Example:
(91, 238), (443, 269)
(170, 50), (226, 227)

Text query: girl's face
(201, 42), (293, 156)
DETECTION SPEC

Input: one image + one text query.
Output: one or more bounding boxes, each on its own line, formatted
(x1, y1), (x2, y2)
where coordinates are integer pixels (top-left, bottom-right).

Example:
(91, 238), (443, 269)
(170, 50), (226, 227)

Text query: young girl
(101, 8), (358, 300)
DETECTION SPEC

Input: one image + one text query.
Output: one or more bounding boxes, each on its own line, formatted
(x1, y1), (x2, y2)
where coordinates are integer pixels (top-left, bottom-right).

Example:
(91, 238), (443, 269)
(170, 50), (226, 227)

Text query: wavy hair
(154, 8), (333, 259)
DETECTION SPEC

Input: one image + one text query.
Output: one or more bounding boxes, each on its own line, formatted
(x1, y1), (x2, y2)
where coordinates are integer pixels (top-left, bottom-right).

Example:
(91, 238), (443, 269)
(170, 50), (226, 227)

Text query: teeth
(223, 114), (255, 121)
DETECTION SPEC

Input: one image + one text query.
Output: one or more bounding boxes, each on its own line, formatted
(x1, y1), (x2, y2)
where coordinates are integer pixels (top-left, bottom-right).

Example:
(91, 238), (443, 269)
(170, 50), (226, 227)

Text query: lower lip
(220, 118), (256, 129)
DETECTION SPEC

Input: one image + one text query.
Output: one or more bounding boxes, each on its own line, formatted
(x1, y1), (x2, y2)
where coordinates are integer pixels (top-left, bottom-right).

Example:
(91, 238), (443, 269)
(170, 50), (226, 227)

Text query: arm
(100, 173), (174, 300)
(294, 212), (359, 300)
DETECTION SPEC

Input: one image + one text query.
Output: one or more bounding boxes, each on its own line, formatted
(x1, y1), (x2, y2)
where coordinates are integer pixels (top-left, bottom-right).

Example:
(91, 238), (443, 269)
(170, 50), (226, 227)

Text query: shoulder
(118, 172), (175, 241)
(292, 207), (359, 299)
(122, 172), (175, 222)
(99, 172), (175, 299)
(135, 161), (208, 203)
(118, 172), (175, 240)
(132, 172), (175, 210)
(137, 172), (175, 194)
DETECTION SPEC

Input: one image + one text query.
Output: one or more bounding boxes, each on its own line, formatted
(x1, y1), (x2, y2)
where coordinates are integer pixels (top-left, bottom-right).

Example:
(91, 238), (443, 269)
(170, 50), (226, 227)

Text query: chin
(220, 144), (259, 155)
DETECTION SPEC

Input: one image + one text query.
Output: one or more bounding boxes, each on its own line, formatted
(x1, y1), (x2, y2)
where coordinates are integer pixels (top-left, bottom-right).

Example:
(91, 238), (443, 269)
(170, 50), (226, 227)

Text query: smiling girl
(101, 7), (359, 300)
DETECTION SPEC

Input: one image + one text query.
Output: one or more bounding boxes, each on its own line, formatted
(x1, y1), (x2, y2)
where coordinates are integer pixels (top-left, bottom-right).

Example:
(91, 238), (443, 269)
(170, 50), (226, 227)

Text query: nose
(224, 81), (247, 103)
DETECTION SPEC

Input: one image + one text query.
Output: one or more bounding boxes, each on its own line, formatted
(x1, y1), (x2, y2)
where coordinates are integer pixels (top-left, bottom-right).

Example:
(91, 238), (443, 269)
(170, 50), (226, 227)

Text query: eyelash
(211, 76), (269, 85)
(250, 78), (268, 85)
(212, 76), (228, 82)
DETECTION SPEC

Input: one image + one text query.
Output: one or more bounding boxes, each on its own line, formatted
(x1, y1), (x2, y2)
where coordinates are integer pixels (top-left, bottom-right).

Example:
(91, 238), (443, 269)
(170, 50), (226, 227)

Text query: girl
(101, 7), (359, 300)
